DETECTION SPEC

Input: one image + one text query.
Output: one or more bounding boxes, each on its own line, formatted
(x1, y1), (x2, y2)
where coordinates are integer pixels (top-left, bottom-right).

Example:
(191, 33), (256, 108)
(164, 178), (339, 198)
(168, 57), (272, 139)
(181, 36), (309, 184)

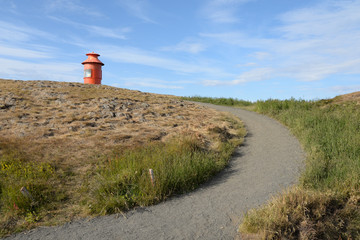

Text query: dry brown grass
(319, 91), (360, 106)
(239, 187), (360, 240)
(0, 79), (238, 167)
(0, 79), (245, 236)
(332, 91), (360, 105)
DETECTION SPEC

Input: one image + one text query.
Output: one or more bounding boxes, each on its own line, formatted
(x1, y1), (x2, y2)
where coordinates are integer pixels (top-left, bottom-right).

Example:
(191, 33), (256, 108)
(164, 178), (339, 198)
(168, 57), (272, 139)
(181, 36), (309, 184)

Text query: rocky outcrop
(0, 79), (232, 164)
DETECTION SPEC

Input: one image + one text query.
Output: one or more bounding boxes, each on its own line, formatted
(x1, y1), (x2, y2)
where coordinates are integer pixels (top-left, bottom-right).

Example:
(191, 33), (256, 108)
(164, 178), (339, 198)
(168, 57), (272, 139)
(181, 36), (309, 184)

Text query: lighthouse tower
(82, 52), (104, 85)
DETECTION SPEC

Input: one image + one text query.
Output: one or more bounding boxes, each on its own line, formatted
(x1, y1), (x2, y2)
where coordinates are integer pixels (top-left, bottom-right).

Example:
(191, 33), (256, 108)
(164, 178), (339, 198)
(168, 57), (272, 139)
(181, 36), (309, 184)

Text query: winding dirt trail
(5, 104), (305, 240)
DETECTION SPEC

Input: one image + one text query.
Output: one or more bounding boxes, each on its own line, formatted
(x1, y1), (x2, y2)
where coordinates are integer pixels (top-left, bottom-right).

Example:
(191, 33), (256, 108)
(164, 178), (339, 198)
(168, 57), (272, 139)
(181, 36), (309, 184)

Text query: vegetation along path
(5, 103), (305, 240)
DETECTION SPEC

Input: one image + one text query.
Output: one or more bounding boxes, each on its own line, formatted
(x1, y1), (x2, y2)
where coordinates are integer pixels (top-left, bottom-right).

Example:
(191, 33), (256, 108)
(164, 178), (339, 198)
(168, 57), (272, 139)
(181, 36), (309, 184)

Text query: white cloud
(250, 52), (271, 61)
(0, 20), (55, 42)
(277, 1), (360, 39)
(161, 39), (207, 54)
(98, 45), (223, 75)
(202, 0), (360, 82)
(50, 17), (131, 40)
(0, 45), (52, 59)
(202, 0), (253, 23)
(0, 0), (17, 14)
(0, 57), (81, 82)
(203, 67), (273, 86)
(121, 77), (183, 89)
(45, 0), (103, 17)
(280, 59), (360, 82)
(234, 67), (273, 83)
(330, 85), (360, 94)
(237, 62), (257, 67)
(88, 25), (131, 39)
(200, 31), (273, 48)
(117, 0), (155, 23)
(0, 21), (59, 60)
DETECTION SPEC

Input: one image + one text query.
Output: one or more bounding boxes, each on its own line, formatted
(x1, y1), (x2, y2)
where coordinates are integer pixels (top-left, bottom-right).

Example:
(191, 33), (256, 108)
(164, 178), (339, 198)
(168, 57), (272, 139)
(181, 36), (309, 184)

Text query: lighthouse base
(84, 78), (101, 85)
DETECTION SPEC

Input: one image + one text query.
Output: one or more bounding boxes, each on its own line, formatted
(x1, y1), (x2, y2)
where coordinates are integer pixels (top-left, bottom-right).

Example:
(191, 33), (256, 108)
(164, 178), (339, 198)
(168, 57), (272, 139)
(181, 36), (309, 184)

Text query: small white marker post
(20, 186), (34, 202)
(149, 169), (155, 187)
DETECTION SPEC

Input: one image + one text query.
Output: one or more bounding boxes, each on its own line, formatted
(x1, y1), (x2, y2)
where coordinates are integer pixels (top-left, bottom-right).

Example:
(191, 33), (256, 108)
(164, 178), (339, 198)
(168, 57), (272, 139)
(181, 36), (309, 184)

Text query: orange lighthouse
(82, 52), (104, 84)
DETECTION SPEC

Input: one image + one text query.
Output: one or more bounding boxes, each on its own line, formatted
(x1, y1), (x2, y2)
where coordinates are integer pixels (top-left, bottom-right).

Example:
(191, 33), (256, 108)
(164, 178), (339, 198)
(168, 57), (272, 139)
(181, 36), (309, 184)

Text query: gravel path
(4, 104), (305, 240)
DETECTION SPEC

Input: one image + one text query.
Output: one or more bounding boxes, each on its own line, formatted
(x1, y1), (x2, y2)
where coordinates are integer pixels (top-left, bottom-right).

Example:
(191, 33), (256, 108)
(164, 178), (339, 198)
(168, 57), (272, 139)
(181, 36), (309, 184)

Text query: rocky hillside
(0, 79), (246, 236)
(332, 91), (360, 104)
(0, 79), (237, 169)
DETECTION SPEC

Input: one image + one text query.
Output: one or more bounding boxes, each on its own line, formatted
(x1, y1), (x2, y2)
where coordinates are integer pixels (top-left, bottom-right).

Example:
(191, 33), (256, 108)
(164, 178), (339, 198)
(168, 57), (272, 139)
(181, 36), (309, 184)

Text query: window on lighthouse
(84, 69), (92, 78)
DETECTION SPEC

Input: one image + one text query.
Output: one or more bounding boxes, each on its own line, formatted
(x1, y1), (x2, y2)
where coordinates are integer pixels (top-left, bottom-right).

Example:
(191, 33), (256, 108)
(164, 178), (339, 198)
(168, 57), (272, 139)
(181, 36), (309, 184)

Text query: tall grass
(182, 96), (253, 107)
(0, 80), (247, 237)
(0, 144), (65, 236)
(87, 135), (240, 215)
(255, 99), (360, 194)
(186, 96), (360, 239)
(0, 126), (244, 237)
(239, 187), (360, 239)
(244, 99), (360, 239)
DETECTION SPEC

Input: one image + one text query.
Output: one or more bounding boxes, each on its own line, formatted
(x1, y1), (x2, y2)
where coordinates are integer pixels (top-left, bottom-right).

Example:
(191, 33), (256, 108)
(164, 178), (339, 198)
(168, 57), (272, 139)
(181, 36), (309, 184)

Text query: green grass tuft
(86, 135), (240, 215)
(0, 148), (65, 236)
(182, 96), (253, 107)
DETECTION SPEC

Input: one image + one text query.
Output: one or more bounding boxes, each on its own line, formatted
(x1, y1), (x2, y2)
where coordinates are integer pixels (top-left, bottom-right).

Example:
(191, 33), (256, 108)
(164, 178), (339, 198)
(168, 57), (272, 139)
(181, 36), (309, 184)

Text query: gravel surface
(4, 104), (305, 240)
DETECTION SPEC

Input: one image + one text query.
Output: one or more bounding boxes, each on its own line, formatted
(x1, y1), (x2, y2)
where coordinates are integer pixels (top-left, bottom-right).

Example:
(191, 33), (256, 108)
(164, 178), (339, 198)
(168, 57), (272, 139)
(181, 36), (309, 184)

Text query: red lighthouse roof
(81, 52), (104, 66)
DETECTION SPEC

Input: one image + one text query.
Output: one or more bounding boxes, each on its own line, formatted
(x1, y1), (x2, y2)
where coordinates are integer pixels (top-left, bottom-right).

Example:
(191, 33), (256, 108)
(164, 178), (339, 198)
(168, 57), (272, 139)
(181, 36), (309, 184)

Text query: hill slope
(0, 79), (227, 165)
(3, 101), (305, 240)
(0, 79), (245, 237)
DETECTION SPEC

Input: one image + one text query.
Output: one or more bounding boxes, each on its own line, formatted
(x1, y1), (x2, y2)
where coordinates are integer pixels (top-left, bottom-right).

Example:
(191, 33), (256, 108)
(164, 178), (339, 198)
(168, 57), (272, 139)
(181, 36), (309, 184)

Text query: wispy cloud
(98, 45), (223, 75)
(202, 0), (253, 23)
(202, 67), (273, 86)
(200, 31), (272, 48)
(250, 52), (272, 61)
(117, 0), (155, 23)
(0, 45), (53, 59)
(237, 62), (257, 67)
(121, 77), (183, 89)
(0, 21), (58, 60)
(0, 19), (78, 79)
(202, 0), (360, 82)
(88, 26), (131, 39)
(50, 17), (131, 40)
(0, 20), (55, 42)
(277, 1), (360, 40)
(44, 0), (103, 17)
(280, 59), (360, 82)
(330, 85), (360, 94)
(0, 0), (17, 14)
(161, 39), (207, 54)
(0, 57), (80, 82)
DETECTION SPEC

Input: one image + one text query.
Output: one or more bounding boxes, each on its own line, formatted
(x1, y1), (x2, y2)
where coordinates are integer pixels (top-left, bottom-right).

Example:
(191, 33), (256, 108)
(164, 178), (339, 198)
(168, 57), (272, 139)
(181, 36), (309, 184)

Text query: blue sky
(1, 0), (359, 101)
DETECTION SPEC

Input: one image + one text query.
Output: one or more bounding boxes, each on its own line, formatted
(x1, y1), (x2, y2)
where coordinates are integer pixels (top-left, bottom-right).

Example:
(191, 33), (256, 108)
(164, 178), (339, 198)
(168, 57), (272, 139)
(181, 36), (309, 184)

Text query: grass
(86, 133), (243, 215)
(0, 79), (246, 237)
(0, 127), (244, 237)
(184, 95), (360, 239)
(182, 96), (253, 108)
(0, 141), (67, 235)
(239, 188), (360, 239)
(254, 99), (360, 195)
